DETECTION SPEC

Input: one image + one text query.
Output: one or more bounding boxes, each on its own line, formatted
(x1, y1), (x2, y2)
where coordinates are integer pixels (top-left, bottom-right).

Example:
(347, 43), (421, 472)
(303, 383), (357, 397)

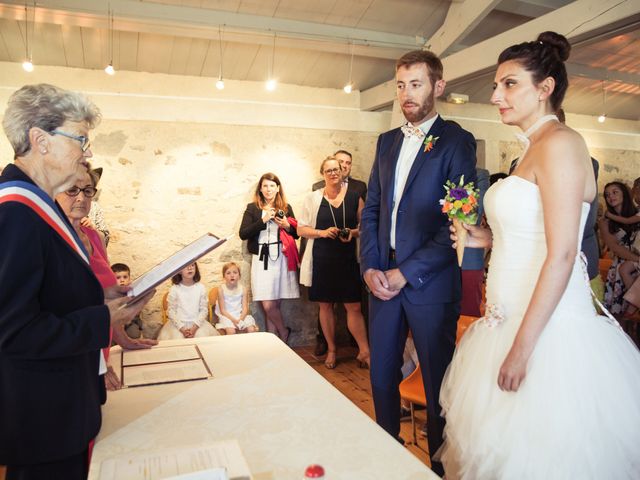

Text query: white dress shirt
(390, 114), (439, 249)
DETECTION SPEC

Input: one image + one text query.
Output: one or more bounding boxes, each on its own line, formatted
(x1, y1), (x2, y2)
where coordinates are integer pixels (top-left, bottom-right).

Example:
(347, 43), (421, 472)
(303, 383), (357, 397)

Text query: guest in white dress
(438, 31), (640, 479)
(215, 262), (258, 334)
(158, 262), (218, 340)
(239, 173), (300, 342)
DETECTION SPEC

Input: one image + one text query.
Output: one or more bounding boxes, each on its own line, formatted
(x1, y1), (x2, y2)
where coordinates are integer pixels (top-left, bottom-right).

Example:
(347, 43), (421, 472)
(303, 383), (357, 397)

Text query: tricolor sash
(0, 180), (90, 264)
(0, 181), (106, 374)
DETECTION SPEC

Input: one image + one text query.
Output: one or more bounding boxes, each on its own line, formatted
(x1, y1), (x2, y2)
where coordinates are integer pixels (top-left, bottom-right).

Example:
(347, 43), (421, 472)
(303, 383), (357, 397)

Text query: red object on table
(304, 464), (325, 478)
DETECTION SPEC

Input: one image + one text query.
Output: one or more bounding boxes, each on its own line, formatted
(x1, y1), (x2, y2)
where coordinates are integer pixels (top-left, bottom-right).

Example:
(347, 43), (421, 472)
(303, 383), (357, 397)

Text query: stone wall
(92, 119), (378, 344)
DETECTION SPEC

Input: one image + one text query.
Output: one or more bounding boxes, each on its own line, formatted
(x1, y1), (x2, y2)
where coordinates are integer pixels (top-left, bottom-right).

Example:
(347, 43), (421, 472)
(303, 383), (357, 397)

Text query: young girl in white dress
(158, 262), (218, 340)
(215, 262), (258, 335)
(438, 31), (640, 479)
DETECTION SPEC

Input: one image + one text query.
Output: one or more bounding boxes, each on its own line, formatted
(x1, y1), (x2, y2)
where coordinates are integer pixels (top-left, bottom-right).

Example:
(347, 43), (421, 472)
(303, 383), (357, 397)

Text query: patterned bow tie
(401, 123), (425, 140)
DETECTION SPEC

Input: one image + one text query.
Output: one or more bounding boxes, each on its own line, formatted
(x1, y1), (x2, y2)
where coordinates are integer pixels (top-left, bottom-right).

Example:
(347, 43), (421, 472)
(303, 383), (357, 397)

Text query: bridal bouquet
(440, 175), (480, 266)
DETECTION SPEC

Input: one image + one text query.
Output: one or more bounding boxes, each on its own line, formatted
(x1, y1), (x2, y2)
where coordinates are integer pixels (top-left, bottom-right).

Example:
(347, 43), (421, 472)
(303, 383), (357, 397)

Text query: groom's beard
(402, 90), (436, 124)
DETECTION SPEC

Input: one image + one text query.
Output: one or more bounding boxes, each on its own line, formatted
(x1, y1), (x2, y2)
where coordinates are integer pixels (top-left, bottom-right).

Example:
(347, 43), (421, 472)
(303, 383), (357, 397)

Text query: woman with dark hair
(599, 181), (639, 315)
(239, 173), (299, 342)
(437, 32), (640, 478)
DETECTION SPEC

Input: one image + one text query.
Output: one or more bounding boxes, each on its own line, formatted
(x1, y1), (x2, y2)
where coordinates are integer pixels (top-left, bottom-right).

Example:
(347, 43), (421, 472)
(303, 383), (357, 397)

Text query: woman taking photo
(298, 156), (370, 369)
(239, 173), (299, 342)
(0, 84), (150, 478)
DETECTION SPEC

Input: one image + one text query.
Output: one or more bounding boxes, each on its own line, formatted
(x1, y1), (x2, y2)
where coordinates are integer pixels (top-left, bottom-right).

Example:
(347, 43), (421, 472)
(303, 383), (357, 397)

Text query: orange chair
(456, 315), (480, 344)
(399, 364), (427, 449)
(599, 257), (612, 283)
(208, 286), (227, 334)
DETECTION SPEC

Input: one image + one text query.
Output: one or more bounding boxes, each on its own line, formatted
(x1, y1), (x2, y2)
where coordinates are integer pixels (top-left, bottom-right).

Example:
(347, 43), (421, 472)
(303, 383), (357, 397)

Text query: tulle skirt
(438, 304), (640, 479)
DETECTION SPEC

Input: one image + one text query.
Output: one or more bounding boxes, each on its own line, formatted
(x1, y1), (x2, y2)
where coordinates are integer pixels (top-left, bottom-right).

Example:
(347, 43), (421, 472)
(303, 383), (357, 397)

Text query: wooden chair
(399, 364), (427, 450)
(161, 291), (169, 324)
(208, 286), (227, 334)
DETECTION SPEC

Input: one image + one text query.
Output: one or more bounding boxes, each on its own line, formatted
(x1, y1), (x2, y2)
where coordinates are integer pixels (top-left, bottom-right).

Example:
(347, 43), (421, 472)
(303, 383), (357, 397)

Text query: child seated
(111, 262), (144, 339)
(215, 262), (258, 335)
(158, 262), (218, 340)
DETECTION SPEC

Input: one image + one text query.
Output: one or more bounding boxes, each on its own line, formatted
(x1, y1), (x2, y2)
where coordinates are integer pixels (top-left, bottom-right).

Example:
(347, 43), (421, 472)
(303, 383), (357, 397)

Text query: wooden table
(89, 333), (439, 479)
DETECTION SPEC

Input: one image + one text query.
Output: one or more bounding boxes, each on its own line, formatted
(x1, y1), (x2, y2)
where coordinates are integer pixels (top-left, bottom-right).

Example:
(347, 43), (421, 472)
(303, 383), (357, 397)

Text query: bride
(438, 31), (640, 479)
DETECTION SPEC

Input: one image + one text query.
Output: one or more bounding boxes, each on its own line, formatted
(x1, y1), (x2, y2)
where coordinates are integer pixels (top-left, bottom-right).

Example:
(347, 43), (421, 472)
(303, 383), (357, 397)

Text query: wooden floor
(293, 344), (433, 469)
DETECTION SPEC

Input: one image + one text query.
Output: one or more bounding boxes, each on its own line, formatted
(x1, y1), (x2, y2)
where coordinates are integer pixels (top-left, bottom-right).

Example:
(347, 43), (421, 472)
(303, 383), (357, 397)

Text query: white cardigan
(298, 189), (324, 287)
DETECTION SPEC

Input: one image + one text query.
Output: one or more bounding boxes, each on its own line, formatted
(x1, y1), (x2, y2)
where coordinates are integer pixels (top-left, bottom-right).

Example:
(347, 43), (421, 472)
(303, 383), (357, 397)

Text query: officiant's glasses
(65, 186), (98, 198)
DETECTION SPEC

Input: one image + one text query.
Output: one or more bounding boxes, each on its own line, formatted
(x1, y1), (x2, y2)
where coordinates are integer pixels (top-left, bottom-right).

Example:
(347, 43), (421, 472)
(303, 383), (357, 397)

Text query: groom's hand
(384, 268), (407, 291)
(364, 268), (400, 301)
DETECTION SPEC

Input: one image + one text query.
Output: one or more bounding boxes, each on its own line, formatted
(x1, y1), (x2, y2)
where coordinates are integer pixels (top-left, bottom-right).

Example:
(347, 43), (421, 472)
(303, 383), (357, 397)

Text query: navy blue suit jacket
(0, 165), (111, 465)
(360, 116), (477, 304)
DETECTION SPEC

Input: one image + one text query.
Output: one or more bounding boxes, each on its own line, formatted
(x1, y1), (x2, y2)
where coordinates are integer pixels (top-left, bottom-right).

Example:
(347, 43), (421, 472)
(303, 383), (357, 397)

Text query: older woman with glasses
(0, 84), (152, 479)
(298, 156), (370, 369)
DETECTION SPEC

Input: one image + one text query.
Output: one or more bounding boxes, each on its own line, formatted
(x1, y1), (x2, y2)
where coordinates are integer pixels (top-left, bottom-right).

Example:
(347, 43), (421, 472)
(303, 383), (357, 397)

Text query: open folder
(125, 233), (228, 305)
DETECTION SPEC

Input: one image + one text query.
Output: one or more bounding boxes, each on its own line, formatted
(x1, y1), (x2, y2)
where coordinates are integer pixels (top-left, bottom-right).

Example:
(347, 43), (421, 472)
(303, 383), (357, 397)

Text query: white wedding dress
(438, 175), (640, 479)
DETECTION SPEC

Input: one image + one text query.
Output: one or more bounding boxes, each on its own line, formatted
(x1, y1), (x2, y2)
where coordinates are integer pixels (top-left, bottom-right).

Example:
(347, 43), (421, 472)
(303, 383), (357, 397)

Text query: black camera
(338, 228), (350, 239)
(275, 209), (286, 219)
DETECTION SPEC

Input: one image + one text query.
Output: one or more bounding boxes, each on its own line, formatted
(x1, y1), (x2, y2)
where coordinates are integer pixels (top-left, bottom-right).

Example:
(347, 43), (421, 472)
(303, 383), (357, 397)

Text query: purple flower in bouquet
(449, 188), (468, 200)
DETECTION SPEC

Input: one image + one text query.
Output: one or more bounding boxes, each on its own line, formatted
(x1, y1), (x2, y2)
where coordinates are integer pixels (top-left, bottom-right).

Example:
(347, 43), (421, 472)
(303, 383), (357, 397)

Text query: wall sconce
(446, 93), (469, 104)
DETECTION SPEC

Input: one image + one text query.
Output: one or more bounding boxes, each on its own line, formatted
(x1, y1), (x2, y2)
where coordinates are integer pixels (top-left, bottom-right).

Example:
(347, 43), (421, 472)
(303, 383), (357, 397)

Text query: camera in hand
(338, 228), (350, 239)
(275, 209), (286, 219)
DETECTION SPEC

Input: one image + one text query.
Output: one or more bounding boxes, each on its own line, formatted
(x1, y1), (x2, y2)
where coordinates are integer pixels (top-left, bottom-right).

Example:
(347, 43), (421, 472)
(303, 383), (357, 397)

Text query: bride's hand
(497, 346), (528, 392)
(449, 223), (492, 249)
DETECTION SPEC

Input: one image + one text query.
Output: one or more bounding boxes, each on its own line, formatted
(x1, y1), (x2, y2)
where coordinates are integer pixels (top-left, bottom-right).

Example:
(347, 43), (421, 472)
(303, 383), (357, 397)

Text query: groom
(360, 50), (476, 474)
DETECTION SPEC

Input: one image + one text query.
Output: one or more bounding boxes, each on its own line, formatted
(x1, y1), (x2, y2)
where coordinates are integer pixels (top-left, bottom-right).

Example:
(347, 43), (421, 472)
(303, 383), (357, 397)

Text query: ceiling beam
(494, 0), (556, 18)
(425, 0), (502, 56)
(567, 63), (640, 86)
(0, 0), (423, 60)
(359, 0), (640, 110)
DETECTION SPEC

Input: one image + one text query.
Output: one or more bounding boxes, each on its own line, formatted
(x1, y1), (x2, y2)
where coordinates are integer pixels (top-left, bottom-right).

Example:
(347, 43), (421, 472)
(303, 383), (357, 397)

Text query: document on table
(126, 233), (228, 305)
(121, 345), (212, 387)
(122, 345), (201, 366)
(98, 439), (252, 480)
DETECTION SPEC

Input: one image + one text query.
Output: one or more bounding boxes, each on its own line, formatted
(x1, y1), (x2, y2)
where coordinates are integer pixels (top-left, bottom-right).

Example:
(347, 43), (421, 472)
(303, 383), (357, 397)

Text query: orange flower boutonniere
(423, 135), (439, 153)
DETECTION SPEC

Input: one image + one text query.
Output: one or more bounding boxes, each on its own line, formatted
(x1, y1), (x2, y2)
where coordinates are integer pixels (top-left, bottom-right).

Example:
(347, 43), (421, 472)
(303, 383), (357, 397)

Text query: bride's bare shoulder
(539, 124), (589, 168)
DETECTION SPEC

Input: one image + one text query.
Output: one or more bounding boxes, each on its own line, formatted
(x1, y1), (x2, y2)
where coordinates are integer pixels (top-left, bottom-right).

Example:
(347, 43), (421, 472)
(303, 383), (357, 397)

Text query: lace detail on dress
(479, 303), (505, 328)
(578, 252), (623, 330)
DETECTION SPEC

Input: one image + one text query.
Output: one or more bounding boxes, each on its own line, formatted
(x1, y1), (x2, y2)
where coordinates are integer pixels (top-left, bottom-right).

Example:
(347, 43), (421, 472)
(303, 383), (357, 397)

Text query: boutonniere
(423, 135), (439, 153)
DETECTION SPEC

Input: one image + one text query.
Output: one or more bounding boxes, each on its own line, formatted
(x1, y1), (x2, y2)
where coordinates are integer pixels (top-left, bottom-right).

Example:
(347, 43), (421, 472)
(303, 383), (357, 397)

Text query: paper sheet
(122, 358), (210, 387)
(123, 345), (201, 366)
(98, 440), (251, 480)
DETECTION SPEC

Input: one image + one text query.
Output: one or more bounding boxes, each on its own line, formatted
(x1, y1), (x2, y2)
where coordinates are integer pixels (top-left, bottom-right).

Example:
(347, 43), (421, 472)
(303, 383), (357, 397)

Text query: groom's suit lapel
(401, 115), (446, 199)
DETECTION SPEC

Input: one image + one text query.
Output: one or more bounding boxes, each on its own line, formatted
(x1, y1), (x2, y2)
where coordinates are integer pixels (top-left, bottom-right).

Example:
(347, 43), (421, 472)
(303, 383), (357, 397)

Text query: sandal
(324, 350), (337, 369)
(356, 352), (370, 369)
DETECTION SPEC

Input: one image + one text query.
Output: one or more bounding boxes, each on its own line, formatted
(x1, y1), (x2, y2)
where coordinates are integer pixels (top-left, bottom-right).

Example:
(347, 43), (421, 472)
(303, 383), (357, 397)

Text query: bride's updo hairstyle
(497, 31), (570, 111)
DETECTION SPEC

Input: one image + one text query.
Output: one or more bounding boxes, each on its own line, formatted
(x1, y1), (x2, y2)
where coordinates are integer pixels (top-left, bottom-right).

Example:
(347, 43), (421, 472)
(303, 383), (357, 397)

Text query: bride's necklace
(514, 114), (558, 168)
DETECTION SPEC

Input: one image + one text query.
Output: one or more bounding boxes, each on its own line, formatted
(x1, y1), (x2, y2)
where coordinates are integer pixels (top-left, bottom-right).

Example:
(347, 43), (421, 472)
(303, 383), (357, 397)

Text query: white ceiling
(0, 0), (638, 120)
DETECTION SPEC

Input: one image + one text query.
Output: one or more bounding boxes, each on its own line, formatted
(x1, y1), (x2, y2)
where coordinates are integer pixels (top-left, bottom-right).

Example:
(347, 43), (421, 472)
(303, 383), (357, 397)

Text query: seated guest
(239, 173), (299, 342)
(599, 181), (640, 315)
(111, 262), (145, 339)
(298, 156), (370, 369)
(158, 262), (218, 339)
(0, 83), (150, 478)
(215, 262), (258, 334)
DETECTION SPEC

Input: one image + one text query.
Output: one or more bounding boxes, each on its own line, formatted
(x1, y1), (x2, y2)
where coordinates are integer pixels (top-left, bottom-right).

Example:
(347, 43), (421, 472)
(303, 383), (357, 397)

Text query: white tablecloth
(89, 333), (438, 480)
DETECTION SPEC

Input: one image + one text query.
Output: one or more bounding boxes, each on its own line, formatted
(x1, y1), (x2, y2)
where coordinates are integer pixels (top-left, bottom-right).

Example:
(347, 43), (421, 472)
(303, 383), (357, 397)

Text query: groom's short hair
(396, 50), (443, 86)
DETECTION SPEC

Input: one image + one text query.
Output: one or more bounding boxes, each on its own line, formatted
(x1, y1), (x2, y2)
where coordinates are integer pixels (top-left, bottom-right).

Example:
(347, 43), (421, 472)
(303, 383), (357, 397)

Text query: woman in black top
(239, 173), (299, 342)
(298, 157), (370, 369)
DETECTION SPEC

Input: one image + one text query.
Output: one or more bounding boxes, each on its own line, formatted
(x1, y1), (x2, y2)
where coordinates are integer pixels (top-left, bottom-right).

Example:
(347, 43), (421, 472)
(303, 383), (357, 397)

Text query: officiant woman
(0, 84), (150, 479)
